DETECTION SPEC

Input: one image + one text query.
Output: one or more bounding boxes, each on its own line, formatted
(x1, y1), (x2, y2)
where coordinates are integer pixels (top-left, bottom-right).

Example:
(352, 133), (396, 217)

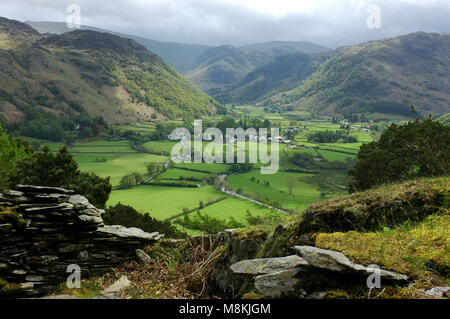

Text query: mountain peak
(37, 29), (160, 63)
(0, 16), (40, 36)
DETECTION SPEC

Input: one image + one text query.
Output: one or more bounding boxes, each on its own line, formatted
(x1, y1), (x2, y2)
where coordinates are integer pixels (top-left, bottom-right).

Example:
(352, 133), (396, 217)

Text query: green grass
(159, 168), (210, 180)
(143, 141), (177, 153)
(191, 197), (278, 224)
(107, 185), (223, 220)
(175, 162), (229, 174)
(316, 149), (355, 162)
(76, 153), (168, 186)
(227, 169), (322, 211)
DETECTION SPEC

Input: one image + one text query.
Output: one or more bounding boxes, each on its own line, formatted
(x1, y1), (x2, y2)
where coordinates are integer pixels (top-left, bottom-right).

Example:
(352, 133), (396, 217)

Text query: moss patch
(0, 278), (21, 296)
(257, 178), (449, 258)
(300, 178), (449, 233)
(0, 206), (26, 229)
(316, 213), (450, 292)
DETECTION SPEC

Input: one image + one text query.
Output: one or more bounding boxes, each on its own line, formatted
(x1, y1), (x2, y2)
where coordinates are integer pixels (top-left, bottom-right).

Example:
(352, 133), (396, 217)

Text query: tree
(0, 127), (33, 190)
(120, 174), (137, 188)
(147, 162), (161, 176)
(349, 118), (450, 192)
(287, 177), (296, 199)
(9, 147), (111, 208)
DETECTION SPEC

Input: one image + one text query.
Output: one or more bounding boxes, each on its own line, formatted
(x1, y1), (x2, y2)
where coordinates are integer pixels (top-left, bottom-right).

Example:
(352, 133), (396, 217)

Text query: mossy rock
(0, 206), (26, 229)
(299, 179), (448, 233)
(0, 278), (22, 297)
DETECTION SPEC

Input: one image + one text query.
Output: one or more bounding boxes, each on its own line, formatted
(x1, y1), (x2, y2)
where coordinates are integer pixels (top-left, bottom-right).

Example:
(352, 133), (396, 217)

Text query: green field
(175, 162), (229, 174)
(143, 140), (177, 153)
(21, 115), (378, 235)
(227, 169), (323, 211)
(107, 185), (223, 220)
(159, 168), (210, 180)
(182, 197), (278, 223)
(76, 153), (168, 186)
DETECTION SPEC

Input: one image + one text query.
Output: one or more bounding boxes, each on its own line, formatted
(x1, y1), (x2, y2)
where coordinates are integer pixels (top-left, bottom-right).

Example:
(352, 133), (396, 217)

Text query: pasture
(107, 185), (223, 220)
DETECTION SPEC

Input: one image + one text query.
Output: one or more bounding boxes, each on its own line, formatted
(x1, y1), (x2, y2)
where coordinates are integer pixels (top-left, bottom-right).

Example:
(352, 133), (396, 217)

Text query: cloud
(0, 0), (449, 47)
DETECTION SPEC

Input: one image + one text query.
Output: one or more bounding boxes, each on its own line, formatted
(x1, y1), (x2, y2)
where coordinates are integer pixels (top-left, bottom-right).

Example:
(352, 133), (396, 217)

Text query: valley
(0, 13), (449, 301)
(24, 105), (379, 236)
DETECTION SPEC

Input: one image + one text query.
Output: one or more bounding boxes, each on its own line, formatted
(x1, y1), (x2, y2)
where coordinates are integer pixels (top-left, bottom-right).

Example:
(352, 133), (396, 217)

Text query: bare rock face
(0, 185), (164, 297)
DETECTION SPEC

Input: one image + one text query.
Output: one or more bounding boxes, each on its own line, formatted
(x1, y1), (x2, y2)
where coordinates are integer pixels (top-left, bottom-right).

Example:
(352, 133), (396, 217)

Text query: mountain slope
(185, 45), (256, 92)
(25, 21), (332, 94)
(25, 21), (213, 74)
(0, 17), (220, 124)
(213, 52), (329, 104)
(186, 43), (331, 94)
(222, 32), (450, 118)
(241, 40), (329, 62)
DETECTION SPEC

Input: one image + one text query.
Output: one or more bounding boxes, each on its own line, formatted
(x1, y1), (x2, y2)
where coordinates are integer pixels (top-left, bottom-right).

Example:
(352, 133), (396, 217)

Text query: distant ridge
(218, 32), (450, 118)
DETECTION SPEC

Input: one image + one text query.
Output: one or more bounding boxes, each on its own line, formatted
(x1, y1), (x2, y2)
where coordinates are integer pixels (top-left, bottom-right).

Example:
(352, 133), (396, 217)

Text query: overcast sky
(1, 0), (449, 48)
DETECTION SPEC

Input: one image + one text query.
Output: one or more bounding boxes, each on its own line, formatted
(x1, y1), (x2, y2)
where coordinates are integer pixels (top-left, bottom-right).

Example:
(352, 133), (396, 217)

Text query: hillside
(213, 52), (329, 103)
(220, 32), (450, 118)
(0, 17), (220, 124)
(185, 45), (256, 92)
(186, 43), (330, 94)
(25, 21), (330, 80)
(241, 40), (329, 66)
(25, 21), (213, 73)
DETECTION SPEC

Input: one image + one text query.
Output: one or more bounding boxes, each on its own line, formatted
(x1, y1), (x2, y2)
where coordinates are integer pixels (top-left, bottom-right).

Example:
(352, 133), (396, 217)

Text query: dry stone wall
(0, 185), (163, 296)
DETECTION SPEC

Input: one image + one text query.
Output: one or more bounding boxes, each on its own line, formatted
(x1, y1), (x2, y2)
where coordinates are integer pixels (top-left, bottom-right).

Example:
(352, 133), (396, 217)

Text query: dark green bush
(103, 203), (186, 239)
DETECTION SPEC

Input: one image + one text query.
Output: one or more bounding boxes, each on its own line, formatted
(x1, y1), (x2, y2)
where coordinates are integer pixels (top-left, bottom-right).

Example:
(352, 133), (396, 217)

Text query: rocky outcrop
(0, 185), (163, 297)
(209, 243), (409, 299)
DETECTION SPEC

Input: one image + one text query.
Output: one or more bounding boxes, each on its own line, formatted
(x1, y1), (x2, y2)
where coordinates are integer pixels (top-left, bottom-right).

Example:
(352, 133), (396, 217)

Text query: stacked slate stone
(0, 185), (163, 296)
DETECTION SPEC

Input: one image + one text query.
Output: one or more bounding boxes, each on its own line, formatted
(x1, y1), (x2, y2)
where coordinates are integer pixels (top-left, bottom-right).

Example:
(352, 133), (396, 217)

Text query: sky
(0, 0), (449, 48)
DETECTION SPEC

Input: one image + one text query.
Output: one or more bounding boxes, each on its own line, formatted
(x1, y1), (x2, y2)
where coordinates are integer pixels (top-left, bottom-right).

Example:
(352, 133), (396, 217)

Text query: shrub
(103, 203), (186, 239)
(177, 211), (244, 234)
(8, 147), (111, 208)
(349, 118), (450, 191)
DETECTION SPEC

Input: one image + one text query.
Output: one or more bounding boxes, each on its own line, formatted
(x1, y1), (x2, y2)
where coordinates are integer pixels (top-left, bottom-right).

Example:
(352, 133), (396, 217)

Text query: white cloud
(0, 0), (448, 47)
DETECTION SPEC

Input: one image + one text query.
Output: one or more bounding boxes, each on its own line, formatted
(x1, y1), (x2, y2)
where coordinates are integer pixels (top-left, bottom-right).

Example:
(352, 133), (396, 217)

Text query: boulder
(292, 245), (366, 273)
(230, 255), (308, 275)
(425, 286), (450, 297)
(136, 249), (152, 265)
(254, 268), (305, 298)
(102, 276), (132, 296)
(292, 246), (408, 281)
(68, 195), (92, 209)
